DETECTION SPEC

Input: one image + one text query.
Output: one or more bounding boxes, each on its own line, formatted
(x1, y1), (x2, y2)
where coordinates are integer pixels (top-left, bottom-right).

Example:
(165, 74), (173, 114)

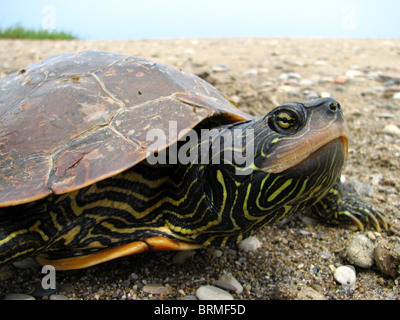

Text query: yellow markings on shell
(165, 176), (198, 207)
(125, 172), (170, 188)
(100, 220), (172, 236)
(243, 183), (262, 221)
(297, 178), (309, 197)
(67, 172), (199, 221)
(28, 221), (49, 242)
(97, 184), (164, 203)
(68, 190), (141, 220)
(85, 241), (104, 248)
(166, 170), (226, 237)
(310, 182), (323, 200)
(57, 225), (81, 245)
(254, 173), (270, 210)
(163, 194), (207, 236)
(228, 188), (240, 231)
(283, 204), (292, 215)
(217, 170), (227, 212)
(101, 221), (134, 234)
(0, 221), (49, 263)
(328, 187), (340, 196)
(256, 175), (294, 211)
(166, 223), (188, 235)
(3, 248), (35, 264)
(267, 179), (293, 203)
(122, 165), (190, 189)
(50, 211), (63, 231)
(0, 229), (27, 246)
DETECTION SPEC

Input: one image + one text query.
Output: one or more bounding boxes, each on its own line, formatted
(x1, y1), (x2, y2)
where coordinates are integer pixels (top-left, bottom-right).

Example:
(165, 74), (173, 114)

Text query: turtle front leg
(309, 177), (387, 232)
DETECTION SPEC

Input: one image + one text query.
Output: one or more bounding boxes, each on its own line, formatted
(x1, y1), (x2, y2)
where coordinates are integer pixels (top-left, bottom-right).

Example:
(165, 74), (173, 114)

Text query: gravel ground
(0, 38), (399, 300)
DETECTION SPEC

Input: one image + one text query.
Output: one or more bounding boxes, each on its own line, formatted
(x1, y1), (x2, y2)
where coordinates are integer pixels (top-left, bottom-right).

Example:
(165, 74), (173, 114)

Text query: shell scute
(0, 50), (251, 207)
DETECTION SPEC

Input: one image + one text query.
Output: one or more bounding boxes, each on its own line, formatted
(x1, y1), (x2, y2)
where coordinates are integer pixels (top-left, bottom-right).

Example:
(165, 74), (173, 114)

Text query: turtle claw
(367, 209), (388, 232)
(375, 210), (388, 230)
(343, 207), (387, 232)
(348, 199), (388, 232)
(310, 179), (388, 232)
(341, 211), (365, 231)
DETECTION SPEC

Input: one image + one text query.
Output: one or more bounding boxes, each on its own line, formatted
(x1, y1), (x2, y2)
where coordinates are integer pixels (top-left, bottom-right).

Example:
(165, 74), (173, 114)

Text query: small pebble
(346, 70), (364, 79)
(172, 250), (196, 264)
(206, 248), (223, 258)
(370, 174), (384, 185)
(4, 293), (35, 300)
(382, 124), (400, 137)
(59, 283), (74, 294)
(314, 60), (328, 66)
(347, 233), (375, 268)
(383, 87), (400, 98)
(243, 69), (258, 77)
(299, 79), (313, 86)
(238, 236), (262, 252)
(304, 90), (320, 99)
(49, 294), (69, 300)
(383, 80), (396, 86)
(335, 85), (347, 92)
(211, 64), (230, 72)
(374, 239), (400, 278)
(0, 266), (13, 280)
(333, 265), (356, 288)
(379, 104), (398, 110)
(214, 273), (243, 294)
(301, 216), (319, 225)
(297, 287), (326, 300)
(299, 230), (311, 236)
(121, 280), (131, 287)
(347, 180), (372, 197)
(196, 285), (234, 300)
(278, 73), (289, 81)
(288, 72), (301, 80)
(260, 80), (274, 87)
(130, 272), (139, 280)
(319, 250), (332, 260)
(12, 258), (40, 269)
(229, 95), (242, 105)
(320, 91), (331, 98)
(378, 113), (396, 119)
(361, 91), (376, 97)
(142, 284), (173, 295)
(334, 76), (348, 85)
(31, 282), (58, 298)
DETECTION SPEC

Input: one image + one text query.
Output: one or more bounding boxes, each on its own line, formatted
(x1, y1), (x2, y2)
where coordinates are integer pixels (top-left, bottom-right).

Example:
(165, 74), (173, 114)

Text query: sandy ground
(0, 38), (399, 300)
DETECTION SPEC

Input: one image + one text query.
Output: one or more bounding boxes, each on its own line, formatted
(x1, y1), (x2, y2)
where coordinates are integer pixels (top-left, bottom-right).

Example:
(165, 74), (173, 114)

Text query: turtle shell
(0, 50), (252, 207)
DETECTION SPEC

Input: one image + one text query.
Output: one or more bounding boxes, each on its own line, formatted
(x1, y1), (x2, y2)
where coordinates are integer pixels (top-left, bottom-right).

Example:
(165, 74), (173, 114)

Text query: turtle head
(198, 97), (350, 245)
(231, 97), (349, 225)
(256, 97), (348, 174)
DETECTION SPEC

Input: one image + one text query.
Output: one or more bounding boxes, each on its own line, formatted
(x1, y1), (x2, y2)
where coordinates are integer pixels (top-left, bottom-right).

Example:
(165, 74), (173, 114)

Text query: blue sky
(1, 0), (399, 39)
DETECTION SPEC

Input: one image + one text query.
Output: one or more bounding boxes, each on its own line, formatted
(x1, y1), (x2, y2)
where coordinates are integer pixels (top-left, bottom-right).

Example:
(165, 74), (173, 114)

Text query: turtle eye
(268, 108), (302, 134)
(276, 111), (295, 129)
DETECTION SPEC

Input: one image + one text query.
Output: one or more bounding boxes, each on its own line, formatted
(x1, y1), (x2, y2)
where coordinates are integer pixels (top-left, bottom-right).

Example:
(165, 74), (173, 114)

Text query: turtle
(0, 50), (386, 270)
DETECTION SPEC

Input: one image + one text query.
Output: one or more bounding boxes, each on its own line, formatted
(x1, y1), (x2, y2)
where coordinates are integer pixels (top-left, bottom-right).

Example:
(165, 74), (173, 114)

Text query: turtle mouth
(339, 135), (348, 158)
(300, 137), (348, 168)
(260, 124), (349, 174)
(279, 136), (348, 178)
